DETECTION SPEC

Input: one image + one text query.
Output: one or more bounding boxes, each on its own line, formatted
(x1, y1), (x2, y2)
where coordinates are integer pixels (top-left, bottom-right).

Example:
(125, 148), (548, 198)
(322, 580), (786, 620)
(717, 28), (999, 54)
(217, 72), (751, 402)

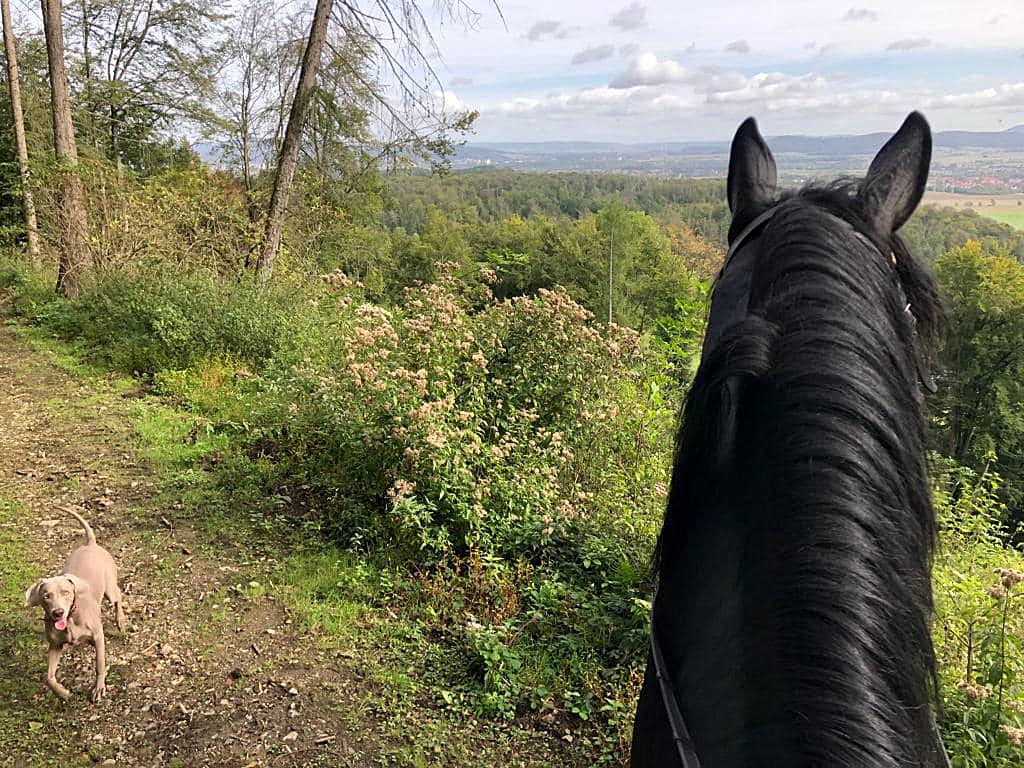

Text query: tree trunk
(2, 0), (41, 263)
(255, 0), (332, 283)
(41, 0), (89, 298)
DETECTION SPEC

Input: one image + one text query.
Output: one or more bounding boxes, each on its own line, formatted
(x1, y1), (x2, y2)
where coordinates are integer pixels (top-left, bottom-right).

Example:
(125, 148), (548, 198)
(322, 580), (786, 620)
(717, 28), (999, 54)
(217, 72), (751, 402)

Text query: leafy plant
(933, 455), (1024, 767)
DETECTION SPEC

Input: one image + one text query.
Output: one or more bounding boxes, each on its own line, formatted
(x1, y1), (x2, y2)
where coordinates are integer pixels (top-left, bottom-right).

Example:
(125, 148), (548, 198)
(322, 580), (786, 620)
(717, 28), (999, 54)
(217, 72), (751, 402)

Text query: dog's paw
(48, 683), (71, 701)
(91, 682), (106, 702)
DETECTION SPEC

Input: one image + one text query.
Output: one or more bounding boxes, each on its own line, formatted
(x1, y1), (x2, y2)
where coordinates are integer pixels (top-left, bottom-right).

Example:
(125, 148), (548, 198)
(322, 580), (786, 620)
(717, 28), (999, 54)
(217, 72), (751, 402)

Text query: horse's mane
(656, 180), (947, 765)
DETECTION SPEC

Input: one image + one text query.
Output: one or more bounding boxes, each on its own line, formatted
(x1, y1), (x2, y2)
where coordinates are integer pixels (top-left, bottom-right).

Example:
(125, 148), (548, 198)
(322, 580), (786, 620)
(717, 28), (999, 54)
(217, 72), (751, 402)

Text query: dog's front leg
(91, 630), (106, 702)
(45, 646), (71, 701)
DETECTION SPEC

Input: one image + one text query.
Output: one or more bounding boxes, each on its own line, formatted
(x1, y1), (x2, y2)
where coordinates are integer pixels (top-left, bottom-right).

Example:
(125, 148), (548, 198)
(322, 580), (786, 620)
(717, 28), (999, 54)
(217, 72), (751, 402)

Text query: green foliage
(0, 257), (321, 375)
(932, 240), (1024, 527)
(383, 171), (729, 245)
(0, 258), (55, 316)
(6, 162), (1024, 765)
(902, 206), (1024, 264)
(467, 623), (523, 719)
(652, 285), (712, 384)
(933, 455), (1024, 767)
(5, 256), (675, 760)
(64, 0), (222, 169)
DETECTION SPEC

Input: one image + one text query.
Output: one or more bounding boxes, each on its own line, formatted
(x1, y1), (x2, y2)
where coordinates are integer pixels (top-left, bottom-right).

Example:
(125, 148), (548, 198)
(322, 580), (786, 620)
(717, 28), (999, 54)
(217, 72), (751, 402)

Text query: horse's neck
(657, 477), (940, 768)
(656, 497), (752, 766)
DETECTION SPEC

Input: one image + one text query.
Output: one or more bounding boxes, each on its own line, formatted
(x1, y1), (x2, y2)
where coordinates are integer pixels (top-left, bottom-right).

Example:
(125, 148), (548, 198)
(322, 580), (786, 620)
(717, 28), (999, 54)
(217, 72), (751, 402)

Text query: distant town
(451, 126), (1024, 195)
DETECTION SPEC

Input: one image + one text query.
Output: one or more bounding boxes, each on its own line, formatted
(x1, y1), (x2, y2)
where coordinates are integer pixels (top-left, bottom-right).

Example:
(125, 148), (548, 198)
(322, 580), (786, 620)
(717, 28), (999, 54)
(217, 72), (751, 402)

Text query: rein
(650, 595), (701, 768)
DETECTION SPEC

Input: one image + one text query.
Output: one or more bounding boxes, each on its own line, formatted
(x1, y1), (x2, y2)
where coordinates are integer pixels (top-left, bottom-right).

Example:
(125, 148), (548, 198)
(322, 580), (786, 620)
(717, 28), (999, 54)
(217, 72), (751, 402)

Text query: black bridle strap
(650, 597), (702, 768)
(715, 205), (937, 394)
(702, 206), (780, 360)
(721, 206), (780, 274)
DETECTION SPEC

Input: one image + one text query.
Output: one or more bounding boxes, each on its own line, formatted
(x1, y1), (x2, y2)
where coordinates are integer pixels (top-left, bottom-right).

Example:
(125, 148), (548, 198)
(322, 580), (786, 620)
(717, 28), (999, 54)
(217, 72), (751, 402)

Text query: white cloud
(434, 90), (468, 114)
(499, 65), (848, 122)
(611, 52), (691, 88)
(526, 20), (567, 41)
(491, 75), (1024, 135)
(843, 8), (878, 21)
(695, 68), (762, 95)
(497, 83), (704, 120)
(704, 72), (829, 104)
(610, 54), (751, 93)
(886, 37), (930, 51)
(925, 81), (1024, 109)
(610, 2), (647, 30)
(572, 44), (616, 65)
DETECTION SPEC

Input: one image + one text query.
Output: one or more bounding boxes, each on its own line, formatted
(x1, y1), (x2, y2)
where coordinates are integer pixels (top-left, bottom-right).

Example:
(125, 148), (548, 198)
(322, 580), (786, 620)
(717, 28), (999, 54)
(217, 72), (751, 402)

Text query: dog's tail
(61, 506), (97, 545)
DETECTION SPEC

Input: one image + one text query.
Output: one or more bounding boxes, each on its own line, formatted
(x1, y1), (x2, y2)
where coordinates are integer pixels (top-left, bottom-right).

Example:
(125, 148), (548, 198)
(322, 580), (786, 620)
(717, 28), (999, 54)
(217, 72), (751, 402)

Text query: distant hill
(453, 126), (1024, 176)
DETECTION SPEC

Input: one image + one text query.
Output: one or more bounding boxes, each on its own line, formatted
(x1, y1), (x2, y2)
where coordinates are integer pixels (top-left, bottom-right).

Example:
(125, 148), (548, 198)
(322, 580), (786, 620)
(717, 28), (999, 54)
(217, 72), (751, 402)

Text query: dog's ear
(25, 580), (45, 607)
(64, 574), (90, 595)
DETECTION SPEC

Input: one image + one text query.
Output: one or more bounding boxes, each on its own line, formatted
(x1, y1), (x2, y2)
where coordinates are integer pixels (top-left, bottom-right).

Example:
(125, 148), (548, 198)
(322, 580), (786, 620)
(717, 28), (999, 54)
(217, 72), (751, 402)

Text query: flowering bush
(262, 263), (673, 574)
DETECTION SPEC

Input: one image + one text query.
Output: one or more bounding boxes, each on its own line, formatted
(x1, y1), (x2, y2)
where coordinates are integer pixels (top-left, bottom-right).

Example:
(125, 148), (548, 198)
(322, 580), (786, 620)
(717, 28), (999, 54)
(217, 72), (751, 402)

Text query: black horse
(631, 113), (949, 768)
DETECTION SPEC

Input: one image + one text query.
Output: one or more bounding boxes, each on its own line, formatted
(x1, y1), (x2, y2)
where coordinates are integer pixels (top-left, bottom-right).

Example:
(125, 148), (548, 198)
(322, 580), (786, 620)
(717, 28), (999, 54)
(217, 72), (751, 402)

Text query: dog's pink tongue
(54, 618), (67, 631)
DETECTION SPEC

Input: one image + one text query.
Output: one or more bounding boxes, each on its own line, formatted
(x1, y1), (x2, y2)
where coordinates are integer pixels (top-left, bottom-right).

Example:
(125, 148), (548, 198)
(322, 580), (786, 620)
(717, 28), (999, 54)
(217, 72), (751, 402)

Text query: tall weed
(934, 456), (1024, 766)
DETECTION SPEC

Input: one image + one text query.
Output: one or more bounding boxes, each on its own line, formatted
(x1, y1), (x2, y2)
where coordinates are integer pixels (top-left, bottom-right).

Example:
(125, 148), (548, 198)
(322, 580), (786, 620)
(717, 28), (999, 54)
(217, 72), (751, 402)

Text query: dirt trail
(0, 323), (379, 767)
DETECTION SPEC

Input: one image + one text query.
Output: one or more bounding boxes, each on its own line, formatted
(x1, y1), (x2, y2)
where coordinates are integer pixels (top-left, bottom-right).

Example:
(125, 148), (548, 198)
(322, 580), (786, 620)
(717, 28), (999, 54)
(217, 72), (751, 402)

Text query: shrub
(225, 264), (677, 754)
(4, 263), (324, 376)
(259, 262), (674, 575)
(0, 256), (58, 318)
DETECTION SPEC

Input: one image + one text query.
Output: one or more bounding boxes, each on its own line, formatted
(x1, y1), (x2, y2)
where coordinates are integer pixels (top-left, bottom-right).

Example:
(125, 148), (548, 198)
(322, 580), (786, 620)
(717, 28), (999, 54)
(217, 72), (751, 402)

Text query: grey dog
(25, 508), (126, 702)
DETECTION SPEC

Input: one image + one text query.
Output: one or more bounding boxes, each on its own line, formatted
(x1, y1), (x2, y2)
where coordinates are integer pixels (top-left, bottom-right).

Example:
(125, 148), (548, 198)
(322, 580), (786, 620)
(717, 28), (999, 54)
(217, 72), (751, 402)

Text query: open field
(984, 211), (1024, 229)
(924, 192), (1024, 229)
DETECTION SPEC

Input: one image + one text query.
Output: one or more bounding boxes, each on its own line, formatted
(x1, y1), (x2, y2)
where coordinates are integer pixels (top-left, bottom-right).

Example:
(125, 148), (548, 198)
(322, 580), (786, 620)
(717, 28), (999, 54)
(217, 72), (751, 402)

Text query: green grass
(130, 401), (228, 472)
(277, 550), (378, 637)
(3, 320), (108, 379)
(980, 210), (1024, 230)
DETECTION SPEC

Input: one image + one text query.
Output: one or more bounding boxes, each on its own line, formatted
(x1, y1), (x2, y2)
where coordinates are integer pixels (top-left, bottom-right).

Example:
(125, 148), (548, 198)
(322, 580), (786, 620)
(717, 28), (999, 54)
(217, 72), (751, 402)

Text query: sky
(423, 0), (1024, 142)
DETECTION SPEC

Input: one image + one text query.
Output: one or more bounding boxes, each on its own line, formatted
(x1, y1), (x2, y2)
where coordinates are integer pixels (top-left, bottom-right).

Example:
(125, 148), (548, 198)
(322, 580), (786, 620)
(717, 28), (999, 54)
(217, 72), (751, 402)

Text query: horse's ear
(727, 117), (777, 220)
(860, 111), (931, 235)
